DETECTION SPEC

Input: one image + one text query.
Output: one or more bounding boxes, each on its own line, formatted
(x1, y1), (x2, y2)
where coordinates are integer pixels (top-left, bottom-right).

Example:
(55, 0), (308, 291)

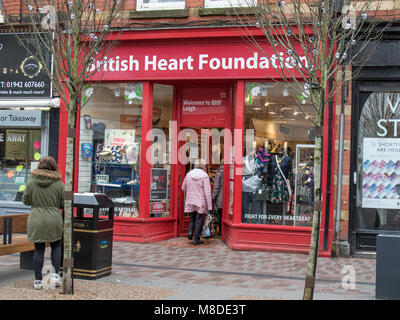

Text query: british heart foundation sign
(180, 87), (227, 127)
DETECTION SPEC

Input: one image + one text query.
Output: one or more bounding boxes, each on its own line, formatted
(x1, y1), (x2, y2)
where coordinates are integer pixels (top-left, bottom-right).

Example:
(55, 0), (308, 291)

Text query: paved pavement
(0, 236), (377, 300)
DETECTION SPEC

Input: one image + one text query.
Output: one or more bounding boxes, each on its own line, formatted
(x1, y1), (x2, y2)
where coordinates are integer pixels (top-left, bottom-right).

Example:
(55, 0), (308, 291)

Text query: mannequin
(242, 151), (262, 224)
(242, 153), (257, 176)
(279, 146), (293, 180)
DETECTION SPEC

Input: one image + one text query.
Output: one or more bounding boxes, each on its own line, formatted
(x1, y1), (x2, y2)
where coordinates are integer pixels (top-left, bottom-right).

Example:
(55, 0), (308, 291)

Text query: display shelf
(89, 161), (136, 166)
(89, 181), (139, 188)
(112, 202), (137, 206)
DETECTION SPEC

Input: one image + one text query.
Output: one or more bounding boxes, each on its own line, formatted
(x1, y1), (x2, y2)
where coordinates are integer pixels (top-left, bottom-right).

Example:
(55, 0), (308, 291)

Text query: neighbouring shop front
(350, 26), (400, 253)
(0, 33), (58, 216)
(69, 28), (334, 255)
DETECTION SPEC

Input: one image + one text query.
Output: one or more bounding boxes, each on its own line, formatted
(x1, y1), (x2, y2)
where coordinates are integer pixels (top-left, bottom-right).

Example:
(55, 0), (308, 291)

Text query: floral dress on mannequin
(269, 156), (290, 203)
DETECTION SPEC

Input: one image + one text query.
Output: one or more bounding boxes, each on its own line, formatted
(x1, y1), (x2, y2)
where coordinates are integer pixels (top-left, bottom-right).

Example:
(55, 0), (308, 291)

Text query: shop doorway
(350, 83), (400, 252)
(175, 86), (233, 238)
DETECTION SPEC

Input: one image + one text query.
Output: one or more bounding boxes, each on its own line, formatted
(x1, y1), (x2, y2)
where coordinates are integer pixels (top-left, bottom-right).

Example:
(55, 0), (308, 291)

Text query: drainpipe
(335, 65), (346, 255)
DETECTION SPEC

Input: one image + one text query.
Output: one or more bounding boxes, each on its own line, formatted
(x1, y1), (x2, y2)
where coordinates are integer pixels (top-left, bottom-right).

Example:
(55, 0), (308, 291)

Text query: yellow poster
(5, 129), (28, 160)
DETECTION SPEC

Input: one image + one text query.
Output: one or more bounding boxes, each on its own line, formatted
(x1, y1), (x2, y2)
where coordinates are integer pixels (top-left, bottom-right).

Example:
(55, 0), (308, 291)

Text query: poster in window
(104, 129), (135, 147)
(150, 202), (167, 214)
(362, 138), (400, 209)
(5, 129), (28, 160)
(150, 168), (168, 200)
(180, 87), (227, 127)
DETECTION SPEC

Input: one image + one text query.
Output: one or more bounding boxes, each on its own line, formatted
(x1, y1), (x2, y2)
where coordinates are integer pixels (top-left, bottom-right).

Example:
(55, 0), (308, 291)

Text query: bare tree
(3, 0), (126, 294)
(230, 0), (391, 299)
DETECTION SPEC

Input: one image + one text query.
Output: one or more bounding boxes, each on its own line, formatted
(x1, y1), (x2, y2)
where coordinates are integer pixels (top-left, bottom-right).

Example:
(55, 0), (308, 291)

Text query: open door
(176, 86), (232, 237)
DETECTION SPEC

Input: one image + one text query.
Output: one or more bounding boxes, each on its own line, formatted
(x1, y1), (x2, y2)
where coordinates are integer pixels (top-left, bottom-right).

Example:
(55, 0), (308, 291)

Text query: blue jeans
(242, 192), (263, 224)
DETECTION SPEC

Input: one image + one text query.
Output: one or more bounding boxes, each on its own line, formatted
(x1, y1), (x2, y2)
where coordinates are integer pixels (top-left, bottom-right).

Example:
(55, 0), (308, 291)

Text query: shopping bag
(202, 214), (216, 238)
(202, 225), (211, 238)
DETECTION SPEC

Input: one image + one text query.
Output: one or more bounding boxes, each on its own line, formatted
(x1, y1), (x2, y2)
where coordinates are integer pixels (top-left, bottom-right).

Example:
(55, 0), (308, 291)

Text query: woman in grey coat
(212, 164), (223, 234)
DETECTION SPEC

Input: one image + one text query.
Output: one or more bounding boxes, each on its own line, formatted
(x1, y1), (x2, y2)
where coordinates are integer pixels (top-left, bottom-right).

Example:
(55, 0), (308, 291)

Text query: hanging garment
(242, 155), (262, 192)
(269, 156), (290, 203)
(296, 166), (314, 205)
(242, 155), (259, 176)
(279, 155), (292, 179)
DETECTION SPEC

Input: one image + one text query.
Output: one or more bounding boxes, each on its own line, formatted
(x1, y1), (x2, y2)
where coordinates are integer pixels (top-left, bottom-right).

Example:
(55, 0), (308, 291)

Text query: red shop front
(58, 28), (334, 257)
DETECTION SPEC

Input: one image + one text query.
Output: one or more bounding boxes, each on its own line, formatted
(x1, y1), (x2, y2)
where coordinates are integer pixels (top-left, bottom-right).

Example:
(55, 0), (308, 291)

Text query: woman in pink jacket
(181, 159), (212, 245)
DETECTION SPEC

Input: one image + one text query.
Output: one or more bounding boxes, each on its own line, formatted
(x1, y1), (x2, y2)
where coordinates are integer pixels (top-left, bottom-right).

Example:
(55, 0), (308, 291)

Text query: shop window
(149, 84), (173, 218)
(356, 92), (400, 233)
(136, 0), (185, 11)
(242, 82), (316, 227)
(0, 128), (42, 202)
(204, 0), (255, 8)
(78, 83), (142, 218)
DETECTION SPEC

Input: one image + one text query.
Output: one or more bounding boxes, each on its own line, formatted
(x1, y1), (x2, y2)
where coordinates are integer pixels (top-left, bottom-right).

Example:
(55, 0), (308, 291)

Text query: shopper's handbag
(202, 213), (216, 239)
(276, 156), (292, 197)
(255, 184), (271, 201)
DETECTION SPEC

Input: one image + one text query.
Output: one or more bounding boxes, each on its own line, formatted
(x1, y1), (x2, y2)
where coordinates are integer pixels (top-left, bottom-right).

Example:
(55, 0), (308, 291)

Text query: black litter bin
(72, 193), (114, 280)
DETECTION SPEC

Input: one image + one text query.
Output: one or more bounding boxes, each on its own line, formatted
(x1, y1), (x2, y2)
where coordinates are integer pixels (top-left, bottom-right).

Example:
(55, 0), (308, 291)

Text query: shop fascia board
(0, 97), (60, 109)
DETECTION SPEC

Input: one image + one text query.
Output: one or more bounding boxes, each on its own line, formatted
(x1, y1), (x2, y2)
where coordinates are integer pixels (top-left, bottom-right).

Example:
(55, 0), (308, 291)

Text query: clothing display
(241, 144), (315, 226)
(270, 155), (291, 204)
(242, 154), (264, 223)
(242, 155), (259, 176)
(279, 154), (292, 180)
(296, 166), (314, 204)
(269, 165), (290, 203)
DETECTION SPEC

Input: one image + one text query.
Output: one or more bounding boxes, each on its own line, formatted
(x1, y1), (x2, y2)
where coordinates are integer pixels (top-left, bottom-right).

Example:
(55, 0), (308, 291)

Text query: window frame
(136, 0), (185, 11)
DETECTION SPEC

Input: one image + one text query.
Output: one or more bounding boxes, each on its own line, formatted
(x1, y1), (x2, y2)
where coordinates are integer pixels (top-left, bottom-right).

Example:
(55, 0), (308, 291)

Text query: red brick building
(0, 0), (398, 257)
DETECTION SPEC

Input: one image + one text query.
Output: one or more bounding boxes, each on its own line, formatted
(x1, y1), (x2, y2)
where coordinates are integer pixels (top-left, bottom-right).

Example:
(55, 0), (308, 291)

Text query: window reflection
(357, 93), (400, 233)
(78, 83), (142, 218)
(242, 82), (316, 226)
(0, 129), (42, 202)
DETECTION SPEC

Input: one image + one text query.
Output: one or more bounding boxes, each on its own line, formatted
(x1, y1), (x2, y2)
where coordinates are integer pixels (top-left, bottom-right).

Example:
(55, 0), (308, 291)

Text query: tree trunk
(302, 132), (322, 300)
(62, 107), (76, 294)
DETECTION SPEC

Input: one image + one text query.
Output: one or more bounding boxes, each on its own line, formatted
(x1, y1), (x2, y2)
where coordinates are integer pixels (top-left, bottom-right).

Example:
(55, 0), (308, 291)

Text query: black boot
(193, 239), (204, 245)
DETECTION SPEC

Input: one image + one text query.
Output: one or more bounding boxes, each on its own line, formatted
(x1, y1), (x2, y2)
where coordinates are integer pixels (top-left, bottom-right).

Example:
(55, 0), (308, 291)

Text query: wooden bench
(0, 214), (35, 269)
